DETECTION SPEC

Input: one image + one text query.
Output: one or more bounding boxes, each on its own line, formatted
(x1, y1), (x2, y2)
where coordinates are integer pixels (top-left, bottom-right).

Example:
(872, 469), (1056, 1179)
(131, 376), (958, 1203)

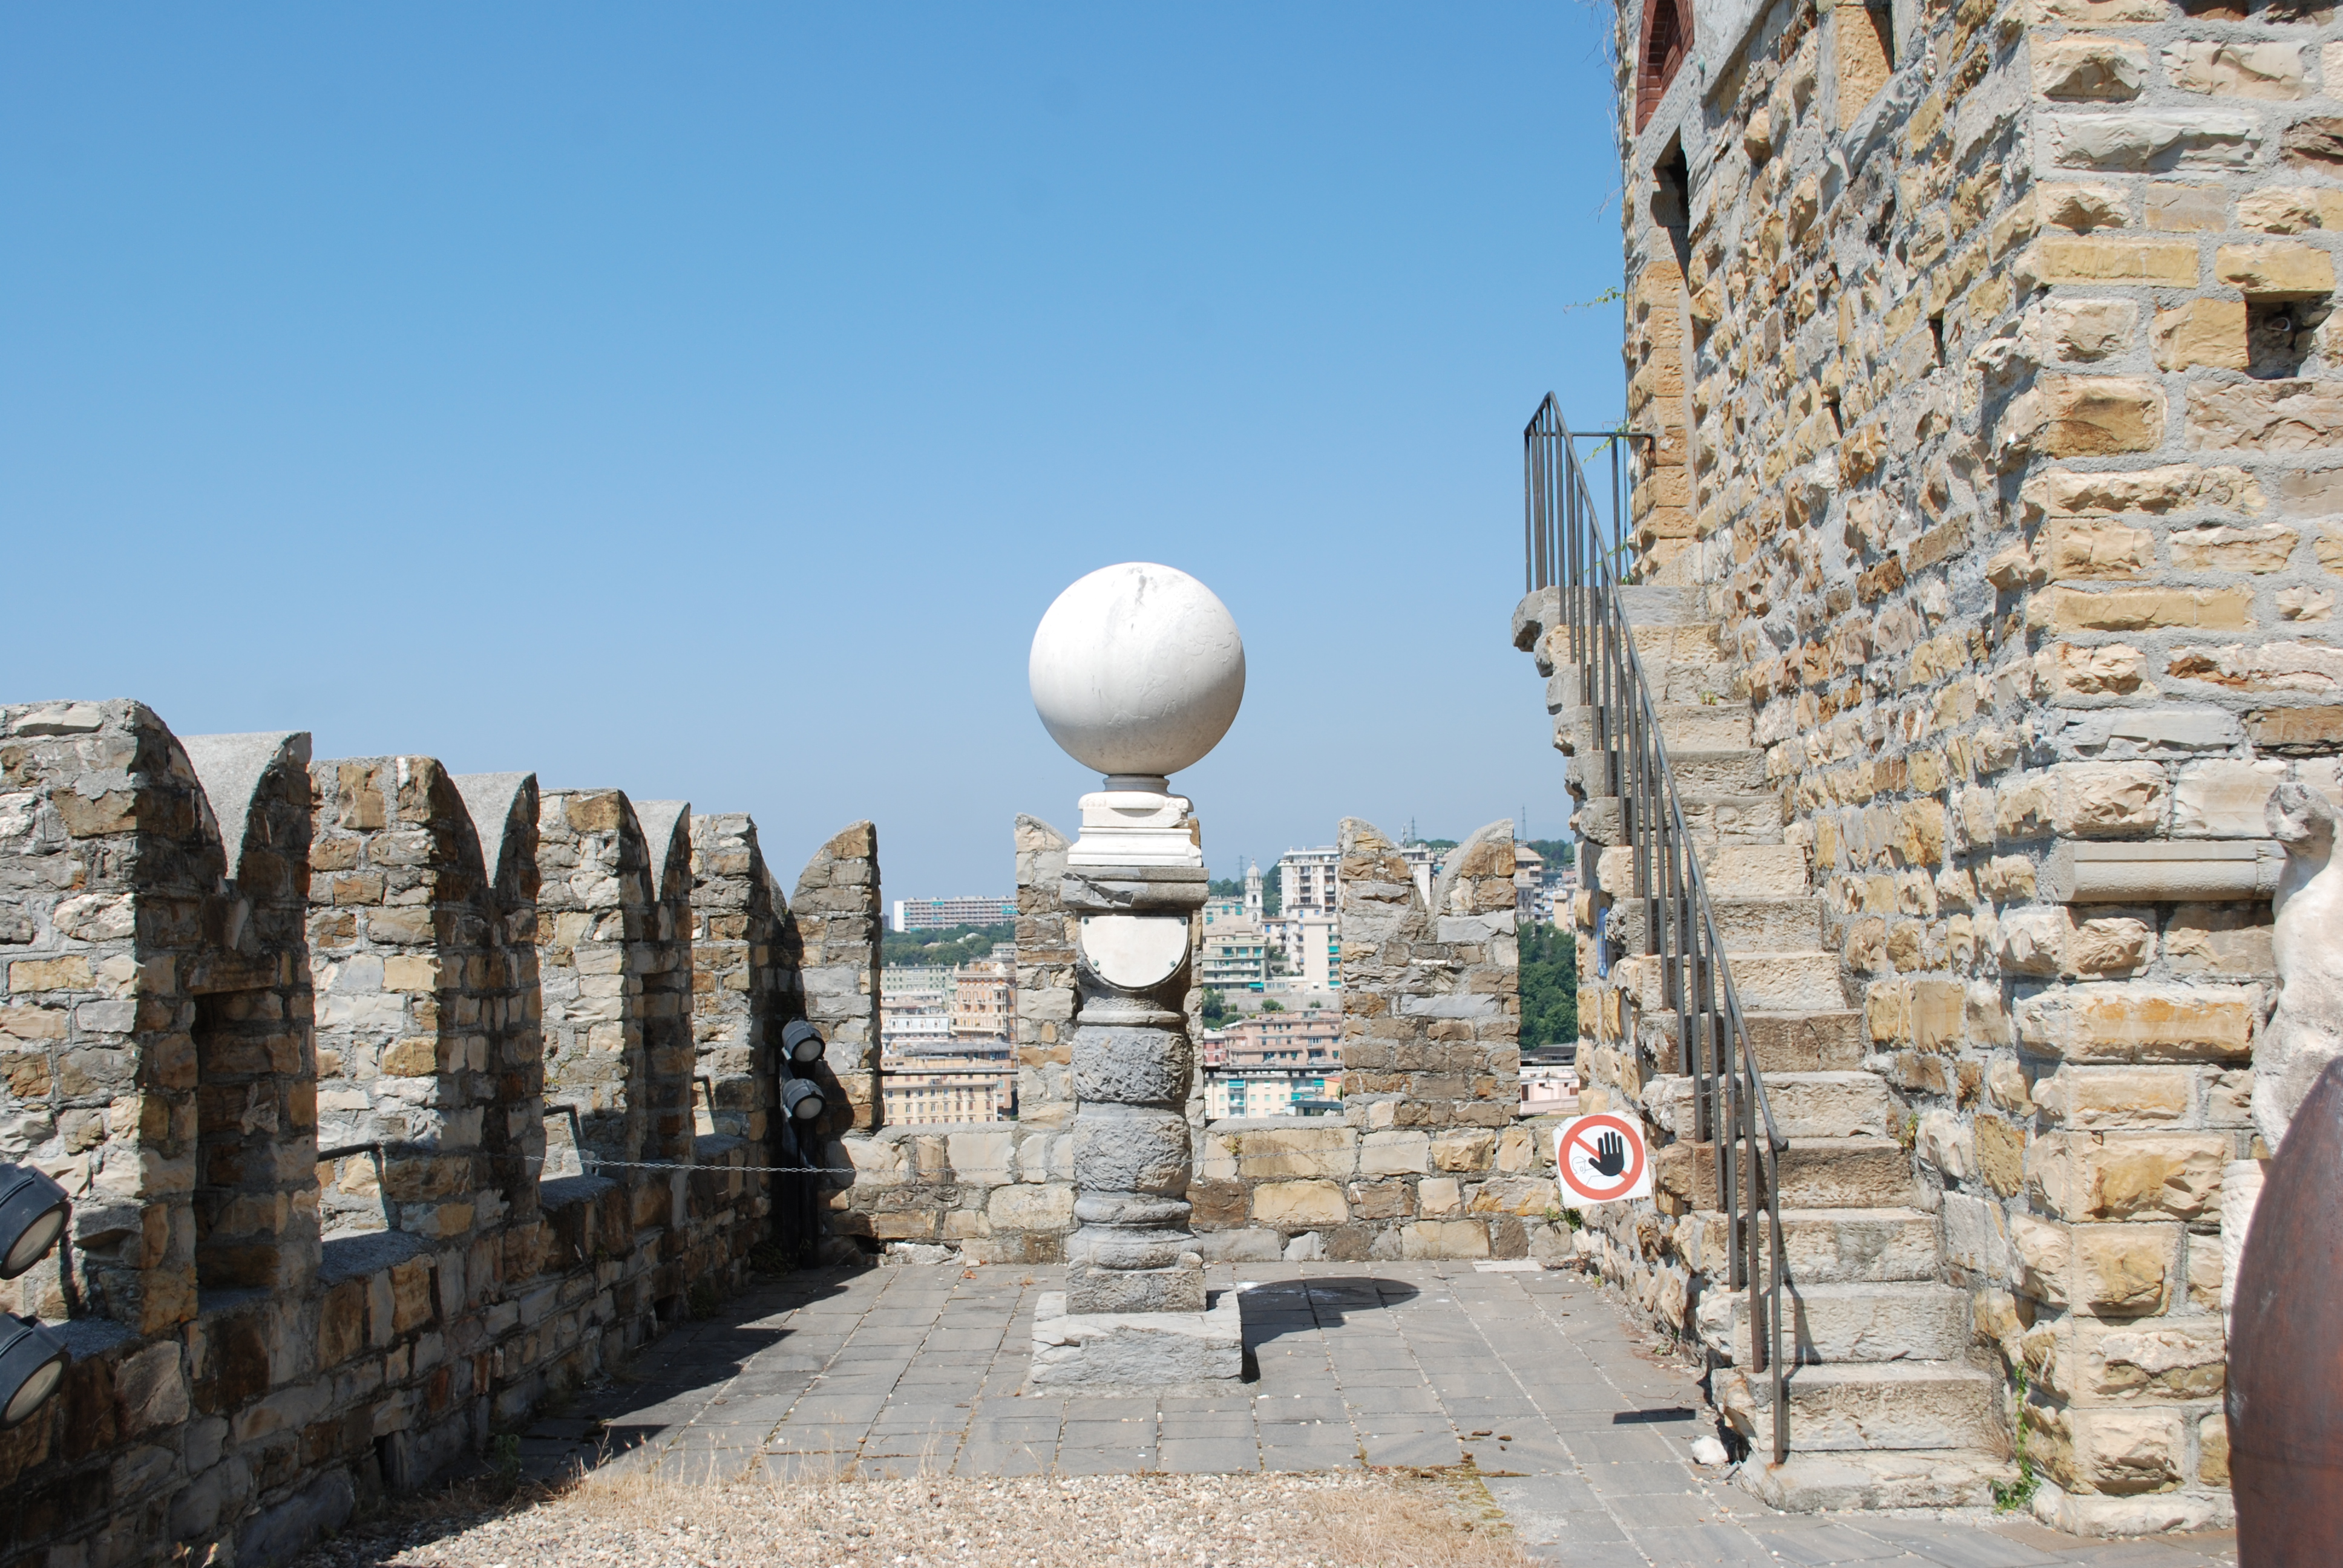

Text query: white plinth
(1064, 787), (1203, 868)
(1028, 1290), (1244, 1388)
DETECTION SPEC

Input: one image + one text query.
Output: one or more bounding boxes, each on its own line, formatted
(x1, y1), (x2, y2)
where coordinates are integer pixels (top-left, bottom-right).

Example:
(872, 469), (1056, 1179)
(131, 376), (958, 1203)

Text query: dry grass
(295, 1463), (1535, 1568)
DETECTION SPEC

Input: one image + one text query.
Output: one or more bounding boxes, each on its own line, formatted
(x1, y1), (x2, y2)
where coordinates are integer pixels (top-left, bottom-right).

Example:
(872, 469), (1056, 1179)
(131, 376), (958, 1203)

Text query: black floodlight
(780, 1077), (827, 1122)
(0, 1165), (68, 1279)
(780, 1019), (824, 1067)
(0, 1313), (67, 1428)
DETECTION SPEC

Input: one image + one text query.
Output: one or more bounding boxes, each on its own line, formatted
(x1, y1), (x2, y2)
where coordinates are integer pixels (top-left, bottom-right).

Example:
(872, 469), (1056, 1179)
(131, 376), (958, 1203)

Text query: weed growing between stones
(1991, 1367), (2039, 1514)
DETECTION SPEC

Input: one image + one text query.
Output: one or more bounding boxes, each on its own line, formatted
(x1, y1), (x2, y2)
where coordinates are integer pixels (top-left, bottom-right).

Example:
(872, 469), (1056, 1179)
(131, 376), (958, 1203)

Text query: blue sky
(2, 5), (1626, 901)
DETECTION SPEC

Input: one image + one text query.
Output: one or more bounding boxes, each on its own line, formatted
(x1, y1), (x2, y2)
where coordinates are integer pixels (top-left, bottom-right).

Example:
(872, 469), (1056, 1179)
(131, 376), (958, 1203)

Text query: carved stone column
(1063, 856), (1209, 1315)
(1024, 563), (1245, 1387)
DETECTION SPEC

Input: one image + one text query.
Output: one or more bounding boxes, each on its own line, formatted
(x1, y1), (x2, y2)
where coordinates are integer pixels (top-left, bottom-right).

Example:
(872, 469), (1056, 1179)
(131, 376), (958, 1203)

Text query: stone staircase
(1521, 584), (2013, 1511)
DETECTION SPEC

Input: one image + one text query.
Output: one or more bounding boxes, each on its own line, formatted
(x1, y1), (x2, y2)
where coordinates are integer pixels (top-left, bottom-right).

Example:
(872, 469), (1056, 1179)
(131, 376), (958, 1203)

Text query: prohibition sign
(1555, 1112), (1651, 1207)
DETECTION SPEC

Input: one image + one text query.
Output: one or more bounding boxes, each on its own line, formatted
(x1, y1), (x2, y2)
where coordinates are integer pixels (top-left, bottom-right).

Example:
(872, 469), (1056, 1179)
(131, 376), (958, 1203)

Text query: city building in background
(1275, 846), (1337, 916)
(1260, 912), (1339, 991)
(891, 894), (1017, 932)
(881, 1045), (1015, 1125)
(1199, 1002), (1342, 1119)
(1512, 843), (1544, 924)
(1401, 841), (1444, 904)
(1201, 910), (1270, 992)
(879, 945), (1016, 1123)
(952, 946), (1015, 1039)
(880, 964), (955, 1053)
(1537, 857), (1577, 927)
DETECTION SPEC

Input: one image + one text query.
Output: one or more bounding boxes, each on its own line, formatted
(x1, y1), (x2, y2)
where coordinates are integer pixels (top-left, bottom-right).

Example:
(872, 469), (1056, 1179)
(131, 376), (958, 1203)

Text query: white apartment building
(1261, 912), (1339, 992)
(1276, 846), (1338, 916)
(880, 964), (954, 1053)
(1513, 844), (1544, 925)
(890, 895), (1015, 932)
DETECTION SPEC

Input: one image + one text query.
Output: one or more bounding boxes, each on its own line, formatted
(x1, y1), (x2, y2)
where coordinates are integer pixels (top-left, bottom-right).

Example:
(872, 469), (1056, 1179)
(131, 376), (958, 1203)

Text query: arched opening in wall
(1651, 137), (1694, 273)
(1636, 0), (1691, 134)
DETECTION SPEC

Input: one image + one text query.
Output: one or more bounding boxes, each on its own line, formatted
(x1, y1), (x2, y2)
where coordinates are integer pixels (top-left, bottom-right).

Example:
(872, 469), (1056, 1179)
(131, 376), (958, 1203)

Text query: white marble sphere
(1029, 563), (1245, 779)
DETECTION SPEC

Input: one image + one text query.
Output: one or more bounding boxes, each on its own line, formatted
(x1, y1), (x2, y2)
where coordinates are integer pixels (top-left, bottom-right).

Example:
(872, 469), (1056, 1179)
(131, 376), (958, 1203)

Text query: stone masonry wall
(1611, 0), (2343, 1529)
(791, 822), (882, 1141)
(687, 812), (788, 1146)
(1013, 814), (1076, 1129)
(534, 791), (657, 1173)
(819, 813), (1544, 1267)
(308, 758), (543, 1244)
(0, 697), (849, 1568)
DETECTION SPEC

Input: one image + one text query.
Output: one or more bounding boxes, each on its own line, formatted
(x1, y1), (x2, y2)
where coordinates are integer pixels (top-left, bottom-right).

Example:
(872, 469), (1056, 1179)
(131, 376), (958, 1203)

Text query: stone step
(1616, 950), (1847, 1014)
(1571, 795), (1784, 852)
(1594, 842), (1809, 900)
(1639, 1009), (1870, 1075)
(1658, 1137), (1915, 1210)
(1719, 1362), (2006, 1455)
(1646, 1072), (1893, 1141)
(1737, 1449), (2013, 1512)
(1606, 896), (1824, 955)
(1557, 702), (1752, 754)
(1682, 1206), (1943, 1285)
(1545, 632), (1735, 709)
(1697, 1281), (1970, 1366)
(1619, 585), (1693, 624)
(1567, 748), (1771, 801)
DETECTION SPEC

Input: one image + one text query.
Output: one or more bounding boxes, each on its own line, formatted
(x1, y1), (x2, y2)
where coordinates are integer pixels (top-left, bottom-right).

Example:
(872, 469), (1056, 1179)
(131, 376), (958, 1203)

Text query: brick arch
(1635, 0), (1691, 133)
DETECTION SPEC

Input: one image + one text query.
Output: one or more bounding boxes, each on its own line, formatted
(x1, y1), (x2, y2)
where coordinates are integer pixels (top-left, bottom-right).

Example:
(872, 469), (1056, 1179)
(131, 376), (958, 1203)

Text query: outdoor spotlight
(0, 1165), (68, 1279)
(0, 1313), (67, 1428)
(780, 1019), (825, 1067)
(780, 1076), (827, 1122)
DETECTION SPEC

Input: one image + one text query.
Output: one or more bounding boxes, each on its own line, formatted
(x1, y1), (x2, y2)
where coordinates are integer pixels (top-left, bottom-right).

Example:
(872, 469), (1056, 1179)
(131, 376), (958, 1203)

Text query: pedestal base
(1028, 1290), (1244, 1388)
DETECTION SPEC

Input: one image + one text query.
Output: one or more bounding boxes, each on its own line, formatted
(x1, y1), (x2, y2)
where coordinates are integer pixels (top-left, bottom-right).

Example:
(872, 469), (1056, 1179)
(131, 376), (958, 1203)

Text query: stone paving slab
(518, 1259), (2238, 1568)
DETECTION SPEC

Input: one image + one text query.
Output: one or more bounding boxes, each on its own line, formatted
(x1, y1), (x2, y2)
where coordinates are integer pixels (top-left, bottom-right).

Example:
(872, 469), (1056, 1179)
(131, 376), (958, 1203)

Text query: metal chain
(525, 1154), (855, 1176)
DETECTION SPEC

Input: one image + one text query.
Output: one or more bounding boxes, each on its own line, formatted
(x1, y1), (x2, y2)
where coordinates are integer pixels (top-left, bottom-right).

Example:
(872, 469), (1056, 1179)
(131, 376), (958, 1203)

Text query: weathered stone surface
(2163, 42), (2303, 100)
(2153, 299), (2247, 372)
(2189, 381), (2343, 451)
(2036, 39), (2148, 100)
(2027, 1132), (2227, 1221)
(1027, 1290), (1242, 1387)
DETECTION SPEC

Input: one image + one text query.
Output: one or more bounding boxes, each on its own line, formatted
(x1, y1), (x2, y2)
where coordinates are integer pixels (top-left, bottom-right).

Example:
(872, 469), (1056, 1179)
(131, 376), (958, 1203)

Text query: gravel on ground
(292, 1465), (1535, 1568)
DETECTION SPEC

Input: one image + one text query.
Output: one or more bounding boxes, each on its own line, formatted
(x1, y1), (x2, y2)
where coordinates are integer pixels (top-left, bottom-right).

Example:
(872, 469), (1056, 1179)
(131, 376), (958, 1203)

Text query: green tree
(883, 921), (1015, 969)
(1524, 838), (1576, 866)
(1201, 989), (1228, 1025)
(1518, 921), (1579, 1048)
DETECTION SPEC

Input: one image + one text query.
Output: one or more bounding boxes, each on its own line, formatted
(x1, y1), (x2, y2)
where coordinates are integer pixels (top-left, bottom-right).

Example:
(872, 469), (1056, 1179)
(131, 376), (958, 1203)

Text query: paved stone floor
(517, 1260), (2238, 1568)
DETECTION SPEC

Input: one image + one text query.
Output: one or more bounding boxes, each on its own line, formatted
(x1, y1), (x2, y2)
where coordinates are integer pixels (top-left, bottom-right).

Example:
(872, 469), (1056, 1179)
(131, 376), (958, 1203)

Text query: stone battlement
(0, 698), (877, 1568)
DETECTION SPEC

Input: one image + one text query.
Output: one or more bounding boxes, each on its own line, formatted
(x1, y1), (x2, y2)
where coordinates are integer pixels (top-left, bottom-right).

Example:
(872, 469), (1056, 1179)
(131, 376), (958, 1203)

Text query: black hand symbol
(1591, 1131), (1627, 1177)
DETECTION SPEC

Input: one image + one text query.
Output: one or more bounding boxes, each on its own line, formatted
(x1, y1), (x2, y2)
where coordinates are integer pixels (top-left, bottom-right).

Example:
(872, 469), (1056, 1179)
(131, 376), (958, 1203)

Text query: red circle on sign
(1558, 1113), (1646, 1203)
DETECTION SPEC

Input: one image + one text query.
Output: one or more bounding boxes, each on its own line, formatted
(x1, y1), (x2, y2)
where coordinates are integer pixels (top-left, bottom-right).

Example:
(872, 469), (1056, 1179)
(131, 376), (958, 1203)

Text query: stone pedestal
(1030, 1289), (1242, 1388)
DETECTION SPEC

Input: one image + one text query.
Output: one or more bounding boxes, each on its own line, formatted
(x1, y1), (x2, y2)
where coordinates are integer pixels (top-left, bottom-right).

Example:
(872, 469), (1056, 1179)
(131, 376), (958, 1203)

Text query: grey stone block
(1028, 1289), (1243, 1388)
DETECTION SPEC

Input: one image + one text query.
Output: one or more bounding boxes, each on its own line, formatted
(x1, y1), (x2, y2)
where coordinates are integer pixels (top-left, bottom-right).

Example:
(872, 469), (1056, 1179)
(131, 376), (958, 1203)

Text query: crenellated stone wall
(307, 757), (543, 1244)
(0, 697), (870, 1568)
(687, 812), (790, 1146)
(819, 814), (1541, 1268)
(791, 822), (882, 1140)
(1013, 815), (1077, 1128)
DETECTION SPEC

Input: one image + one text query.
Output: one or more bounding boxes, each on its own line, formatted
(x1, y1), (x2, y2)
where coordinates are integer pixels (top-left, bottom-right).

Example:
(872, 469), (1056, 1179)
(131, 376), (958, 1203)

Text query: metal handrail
(1525, 392), (1792, 1465)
